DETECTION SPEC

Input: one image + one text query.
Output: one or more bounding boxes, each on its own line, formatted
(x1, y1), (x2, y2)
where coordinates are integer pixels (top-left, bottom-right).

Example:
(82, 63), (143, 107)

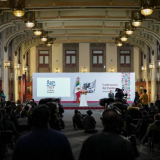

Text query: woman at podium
(79, 86), (88, 107)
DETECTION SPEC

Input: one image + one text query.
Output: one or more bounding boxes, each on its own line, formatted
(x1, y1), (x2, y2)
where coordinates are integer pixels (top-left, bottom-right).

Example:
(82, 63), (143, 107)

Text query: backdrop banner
(33, 72), (135, 103)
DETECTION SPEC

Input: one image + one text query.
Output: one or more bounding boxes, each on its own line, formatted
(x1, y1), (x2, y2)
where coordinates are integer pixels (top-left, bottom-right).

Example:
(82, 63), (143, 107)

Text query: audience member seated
(23, 104), (31, 115)
(137, 111), (153, 140)
(127, 103), (139, 110)
(141, 113), (160, 145)
(73, 110), (84, 130)
(4, 100), (12, 109)
(83, 110), (97, 133)
(124, 115), (137, 137)
(11, 101), (17, 111)
(136, 103), (143, 111)
(15, 100), (23, 115)
(127, 103), (141, 119)
(79, 109), (135, 160)
(12, 105), (74, 160)
(6, 106), (18, 130)
(3, 114), (18, 138)
(149, 103), (158, 116)
(18, 111), (28, 126)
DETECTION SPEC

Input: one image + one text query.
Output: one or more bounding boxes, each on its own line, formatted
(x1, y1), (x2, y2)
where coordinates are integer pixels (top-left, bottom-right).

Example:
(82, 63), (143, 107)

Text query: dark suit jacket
(108, 93), (114, 98)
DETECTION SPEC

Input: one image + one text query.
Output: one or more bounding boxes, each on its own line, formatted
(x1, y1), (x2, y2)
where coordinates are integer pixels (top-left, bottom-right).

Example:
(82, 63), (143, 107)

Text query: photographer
(115, 88), (124, 102)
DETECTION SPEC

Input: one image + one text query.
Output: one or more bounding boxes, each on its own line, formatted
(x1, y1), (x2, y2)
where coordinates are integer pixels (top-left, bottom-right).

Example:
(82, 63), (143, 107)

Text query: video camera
(99, 98), (115, 107)
(115, 88), (124, 92)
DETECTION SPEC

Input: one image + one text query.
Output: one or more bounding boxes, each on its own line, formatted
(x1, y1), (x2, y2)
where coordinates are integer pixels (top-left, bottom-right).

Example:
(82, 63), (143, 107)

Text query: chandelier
(10, 0), (25, 17)
(125, 22), (135, 35)
(40, 32), (48, 42)
(46, 39), (53, 47)
(33, 23), (43, 36)
(23, 11), (35, 28)
(115, 38), (123, 47)
(132, 10), (144, 27)
(141, 0), (156, 16)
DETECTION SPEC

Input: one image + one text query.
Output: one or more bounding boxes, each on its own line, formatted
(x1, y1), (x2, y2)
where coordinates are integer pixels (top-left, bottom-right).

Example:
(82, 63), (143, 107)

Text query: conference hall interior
(0, 0), (160, 160)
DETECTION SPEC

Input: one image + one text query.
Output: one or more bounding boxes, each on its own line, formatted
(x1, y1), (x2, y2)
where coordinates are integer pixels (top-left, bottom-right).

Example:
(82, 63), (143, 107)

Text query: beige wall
(30, 46), (36, 77)
(134, 47), (140, 80)
(79, 43), (90, 72)
(52, 43), (63, 73)
(106, 43), (117, 72)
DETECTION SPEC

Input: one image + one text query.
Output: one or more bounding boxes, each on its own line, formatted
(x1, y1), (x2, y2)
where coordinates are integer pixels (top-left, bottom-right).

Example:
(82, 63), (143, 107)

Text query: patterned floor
(5, 110), (160, 160)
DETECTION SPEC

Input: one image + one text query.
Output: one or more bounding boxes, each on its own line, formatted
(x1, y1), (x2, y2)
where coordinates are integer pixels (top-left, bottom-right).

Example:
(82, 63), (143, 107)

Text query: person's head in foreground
(31, 105), (51, 128)
(101, 109), (122, 133)
(154, 113), (160, 121)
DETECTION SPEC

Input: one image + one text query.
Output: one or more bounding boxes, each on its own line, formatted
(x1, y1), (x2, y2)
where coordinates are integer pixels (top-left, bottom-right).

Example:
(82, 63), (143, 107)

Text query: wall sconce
(24, 66), (28, 72)
(149, 63), (154, 69)
(137, 77), (139, 82)
(141, 66), (146, 71)
(143, 77), (145, 81)
(5, 61), (11, 68)
(15, 64), (21, 69)
(158, 61), (160, 68)
(83, 67), (86, 73)
(110, 68), (114, 73)
(56, 68), (59, 73)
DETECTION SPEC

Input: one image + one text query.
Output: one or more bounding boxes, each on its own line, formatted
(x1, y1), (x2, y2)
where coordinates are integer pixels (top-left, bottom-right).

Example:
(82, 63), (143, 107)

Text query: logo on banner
(46, 80), (55, 93)
(83, 80), (96, 93)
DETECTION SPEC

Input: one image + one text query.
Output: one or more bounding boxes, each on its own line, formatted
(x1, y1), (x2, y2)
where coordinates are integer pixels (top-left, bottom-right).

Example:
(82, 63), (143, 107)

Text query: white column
(3, 50), (9, 100)
(30, 46), (36, 77)
(143, 44), (149, 91)
(133, 47), (140, 80)
(1, 31), (9, 100)
(79, 43), (90, 72)
(52, 43), (63, 73)
(106, 43), (117, 72)
(151, 38), (157, 102)
(14, 47), (18, 101)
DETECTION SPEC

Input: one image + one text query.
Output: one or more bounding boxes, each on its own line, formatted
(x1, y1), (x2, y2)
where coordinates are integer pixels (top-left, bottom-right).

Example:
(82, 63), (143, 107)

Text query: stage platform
(62, 103), (104, 110)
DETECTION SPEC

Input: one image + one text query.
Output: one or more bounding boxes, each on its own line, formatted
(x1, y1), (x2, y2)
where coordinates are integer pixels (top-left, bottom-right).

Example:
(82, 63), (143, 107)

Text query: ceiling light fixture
(132, 10), (144, 27)
(115, 38), (123, 47)
(141, 0), (156, 16)
(125, 22), (135, 35)
(46, 39), (53, 47)
(32, 23), (43, 36)
(23, 11), (35, 28)
(40, 32), (48, 42)
(10, 0), (25, 17)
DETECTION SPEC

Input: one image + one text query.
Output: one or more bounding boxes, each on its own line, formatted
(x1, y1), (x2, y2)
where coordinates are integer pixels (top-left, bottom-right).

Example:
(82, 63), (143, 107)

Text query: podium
(79, 92), (88, 107)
